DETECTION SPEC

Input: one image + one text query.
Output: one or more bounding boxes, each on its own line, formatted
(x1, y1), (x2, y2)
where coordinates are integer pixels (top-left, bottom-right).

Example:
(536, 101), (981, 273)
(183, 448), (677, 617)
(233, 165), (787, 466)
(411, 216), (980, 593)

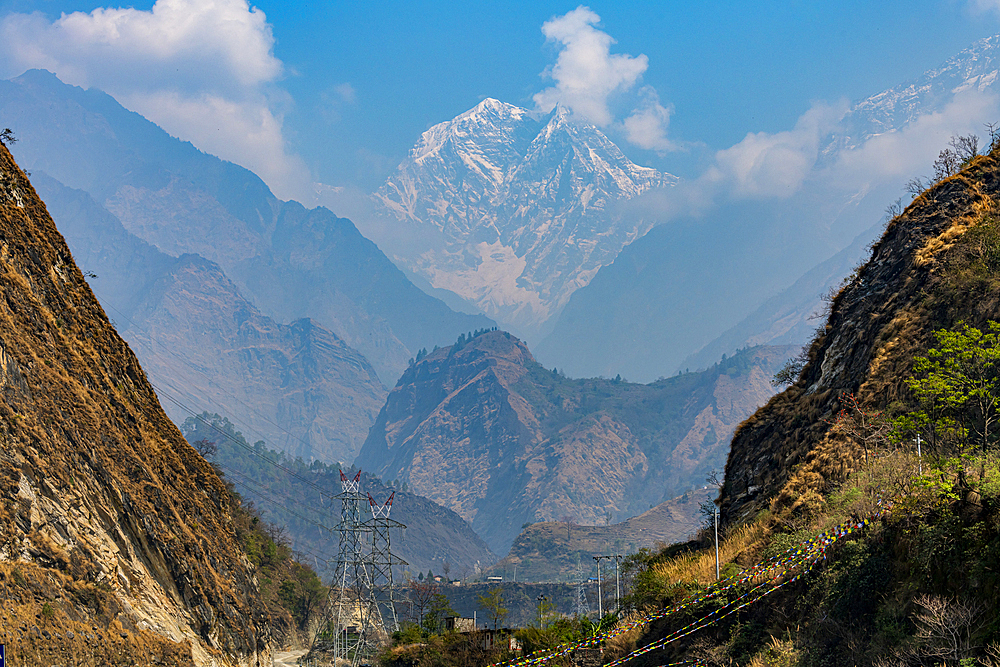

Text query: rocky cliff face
(0, 144), (270, 665)
(355, 330), (791, 554)
(372, 99), (676, 335)
(721, 148), (1000, 523)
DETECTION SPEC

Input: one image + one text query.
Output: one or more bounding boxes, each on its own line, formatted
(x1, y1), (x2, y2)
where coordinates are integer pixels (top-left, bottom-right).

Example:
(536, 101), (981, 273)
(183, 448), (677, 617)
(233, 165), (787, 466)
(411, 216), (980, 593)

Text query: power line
(155, 387), (341, 503)
(223, 480), (340, 567)
(214, 461), (336, 535)
(94, 292), (340, 466)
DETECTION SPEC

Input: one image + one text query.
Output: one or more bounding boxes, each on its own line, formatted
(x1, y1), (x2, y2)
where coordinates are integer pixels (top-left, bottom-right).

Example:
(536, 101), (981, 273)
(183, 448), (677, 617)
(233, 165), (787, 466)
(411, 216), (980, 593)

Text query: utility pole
(536, 594), (546, 628)
(914, 434), (923, 475)
(593, 555), (611, 618)
(714, 504), (720, 581)
(613, 554), (623, 613)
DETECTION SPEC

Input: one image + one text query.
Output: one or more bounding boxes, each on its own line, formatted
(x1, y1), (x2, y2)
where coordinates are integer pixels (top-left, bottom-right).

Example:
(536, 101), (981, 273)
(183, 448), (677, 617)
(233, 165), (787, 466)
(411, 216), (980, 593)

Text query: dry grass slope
(0, 144), (271, 665)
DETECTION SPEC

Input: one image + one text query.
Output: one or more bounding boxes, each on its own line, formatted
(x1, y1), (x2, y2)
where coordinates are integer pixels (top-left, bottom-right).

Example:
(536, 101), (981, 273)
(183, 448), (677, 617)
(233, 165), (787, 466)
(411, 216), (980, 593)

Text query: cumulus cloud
(535, 5), (678, 152)
(704, 102), (847, 198)
(0, 0), (312, 201)
(627, 85), (1000, 233)
(622, 87), (676, 152)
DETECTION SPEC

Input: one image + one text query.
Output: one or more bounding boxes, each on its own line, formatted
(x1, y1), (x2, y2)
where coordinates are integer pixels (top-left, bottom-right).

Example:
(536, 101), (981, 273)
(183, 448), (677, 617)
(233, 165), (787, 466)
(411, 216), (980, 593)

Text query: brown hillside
(0, 143), (270, 665)
(357, 330), (792, 554)
(722, 149), (1000, 523)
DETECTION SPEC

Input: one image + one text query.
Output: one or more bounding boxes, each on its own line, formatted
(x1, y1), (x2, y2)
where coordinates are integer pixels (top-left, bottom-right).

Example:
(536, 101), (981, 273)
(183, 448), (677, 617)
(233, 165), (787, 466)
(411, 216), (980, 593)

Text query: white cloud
(828, 88), (999, 186)
(0, 0), (313, 201)
(704, 102), (846, 198)
(334, 83), (357, 104)
(969, 0), (1000, 14)
(534, 6), (650, 128)
(622, 87), (675, 152)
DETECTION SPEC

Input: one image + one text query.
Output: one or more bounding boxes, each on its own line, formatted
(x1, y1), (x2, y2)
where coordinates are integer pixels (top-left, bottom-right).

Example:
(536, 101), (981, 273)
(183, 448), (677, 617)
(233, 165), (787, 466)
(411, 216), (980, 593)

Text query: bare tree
(950, 133), (980, 162)
(264, 521), (290, 547)
(934, 147), (962, 181)
(772, 346), (810, 387)
(912, 594), (984, 664)
(981, 641), (1000, 667)
(407, 579), (439, 626)
(884, 197), (903, 221)
(0, 128), (15, 147)
(906, 176), (930, 198)
(193, 438), (217, 458)
(987, 122), (1000, 153)
(826, 392), (892, 467)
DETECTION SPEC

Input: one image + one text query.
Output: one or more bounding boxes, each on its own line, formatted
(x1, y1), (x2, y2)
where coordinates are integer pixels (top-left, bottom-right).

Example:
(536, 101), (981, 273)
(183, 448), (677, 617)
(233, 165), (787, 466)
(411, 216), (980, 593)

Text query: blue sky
(0, 0), (998, 199)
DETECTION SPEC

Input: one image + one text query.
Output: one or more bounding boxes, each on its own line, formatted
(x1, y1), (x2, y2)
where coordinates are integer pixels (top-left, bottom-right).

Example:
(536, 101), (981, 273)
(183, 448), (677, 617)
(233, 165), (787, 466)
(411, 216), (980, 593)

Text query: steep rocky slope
(0, 143), (270, 664)
(603, 142), (1000, 667)
(721, 147), (1000, 524)
(33, 174), (386, 464)
(372, 99), (675, 335)
(356, 330), (792, 554)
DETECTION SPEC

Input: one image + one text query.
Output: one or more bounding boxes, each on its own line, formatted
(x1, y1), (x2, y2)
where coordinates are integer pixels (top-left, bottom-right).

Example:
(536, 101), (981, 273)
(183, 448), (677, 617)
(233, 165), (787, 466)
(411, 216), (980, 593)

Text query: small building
(445, 616), (476, 633)
(479, 628), (522, 652)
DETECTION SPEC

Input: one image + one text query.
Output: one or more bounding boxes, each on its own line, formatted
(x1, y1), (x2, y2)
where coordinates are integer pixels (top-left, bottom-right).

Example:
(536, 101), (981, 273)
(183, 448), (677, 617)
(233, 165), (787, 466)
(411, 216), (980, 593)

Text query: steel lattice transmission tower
(312, 470), (372, 665)
(364, 492), (406, 637)
(310, 473), (406, 666)
(575, 562), (590, 618)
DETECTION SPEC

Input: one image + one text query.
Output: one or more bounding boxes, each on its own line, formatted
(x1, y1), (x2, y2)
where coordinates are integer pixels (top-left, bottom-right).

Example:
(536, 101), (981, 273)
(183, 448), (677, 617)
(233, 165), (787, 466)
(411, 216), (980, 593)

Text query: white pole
(513, 564), (516, 583)
(914, 434), (923, 475)
(615, 555), (621, 613)
(594, 557), (603, 618)
(714, 505), (720, 581)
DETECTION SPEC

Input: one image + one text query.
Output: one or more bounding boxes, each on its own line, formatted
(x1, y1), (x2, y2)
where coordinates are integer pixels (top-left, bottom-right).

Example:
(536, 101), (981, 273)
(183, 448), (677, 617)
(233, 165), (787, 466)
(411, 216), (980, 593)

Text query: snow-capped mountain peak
(372, 99), (676, 335)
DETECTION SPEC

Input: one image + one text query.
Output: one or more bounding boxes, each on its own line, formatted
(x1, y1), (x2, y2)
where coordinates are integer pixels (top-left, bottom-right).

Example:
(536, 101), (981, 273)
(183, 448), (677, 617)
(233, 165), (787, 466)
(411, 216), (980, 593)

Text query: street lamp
(536, 594), (546, 628)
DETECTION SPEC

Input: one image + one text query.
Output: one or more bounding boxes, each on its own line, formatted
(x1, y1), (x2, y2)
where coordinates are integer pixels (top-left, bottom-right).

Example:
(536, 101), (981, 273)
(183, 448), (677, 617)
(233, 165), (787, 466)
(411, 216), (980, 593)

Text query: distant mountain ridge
(34, 173), (387, 464)
(356, 330), (793, 554)
(830, 33), (1000, 153)
(1, 68), (494, 386)
(372, 98), (676, 336)
(180, 414), (497, 579)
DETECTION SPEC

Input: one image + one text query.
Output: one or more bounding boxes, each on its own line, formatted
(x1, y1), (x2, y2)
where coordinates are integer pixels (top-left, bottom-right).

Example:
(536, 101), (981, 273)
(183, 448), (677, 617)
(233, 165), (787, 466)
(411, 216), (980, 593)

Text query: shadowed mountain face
(371, 99), (676, 337)
(355, 330), (793, 554)
(537, 35), (1000, 383)
(33, 174), (387, 464)
(0, 143), (271, 664)
(0, 69), (494, 386)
